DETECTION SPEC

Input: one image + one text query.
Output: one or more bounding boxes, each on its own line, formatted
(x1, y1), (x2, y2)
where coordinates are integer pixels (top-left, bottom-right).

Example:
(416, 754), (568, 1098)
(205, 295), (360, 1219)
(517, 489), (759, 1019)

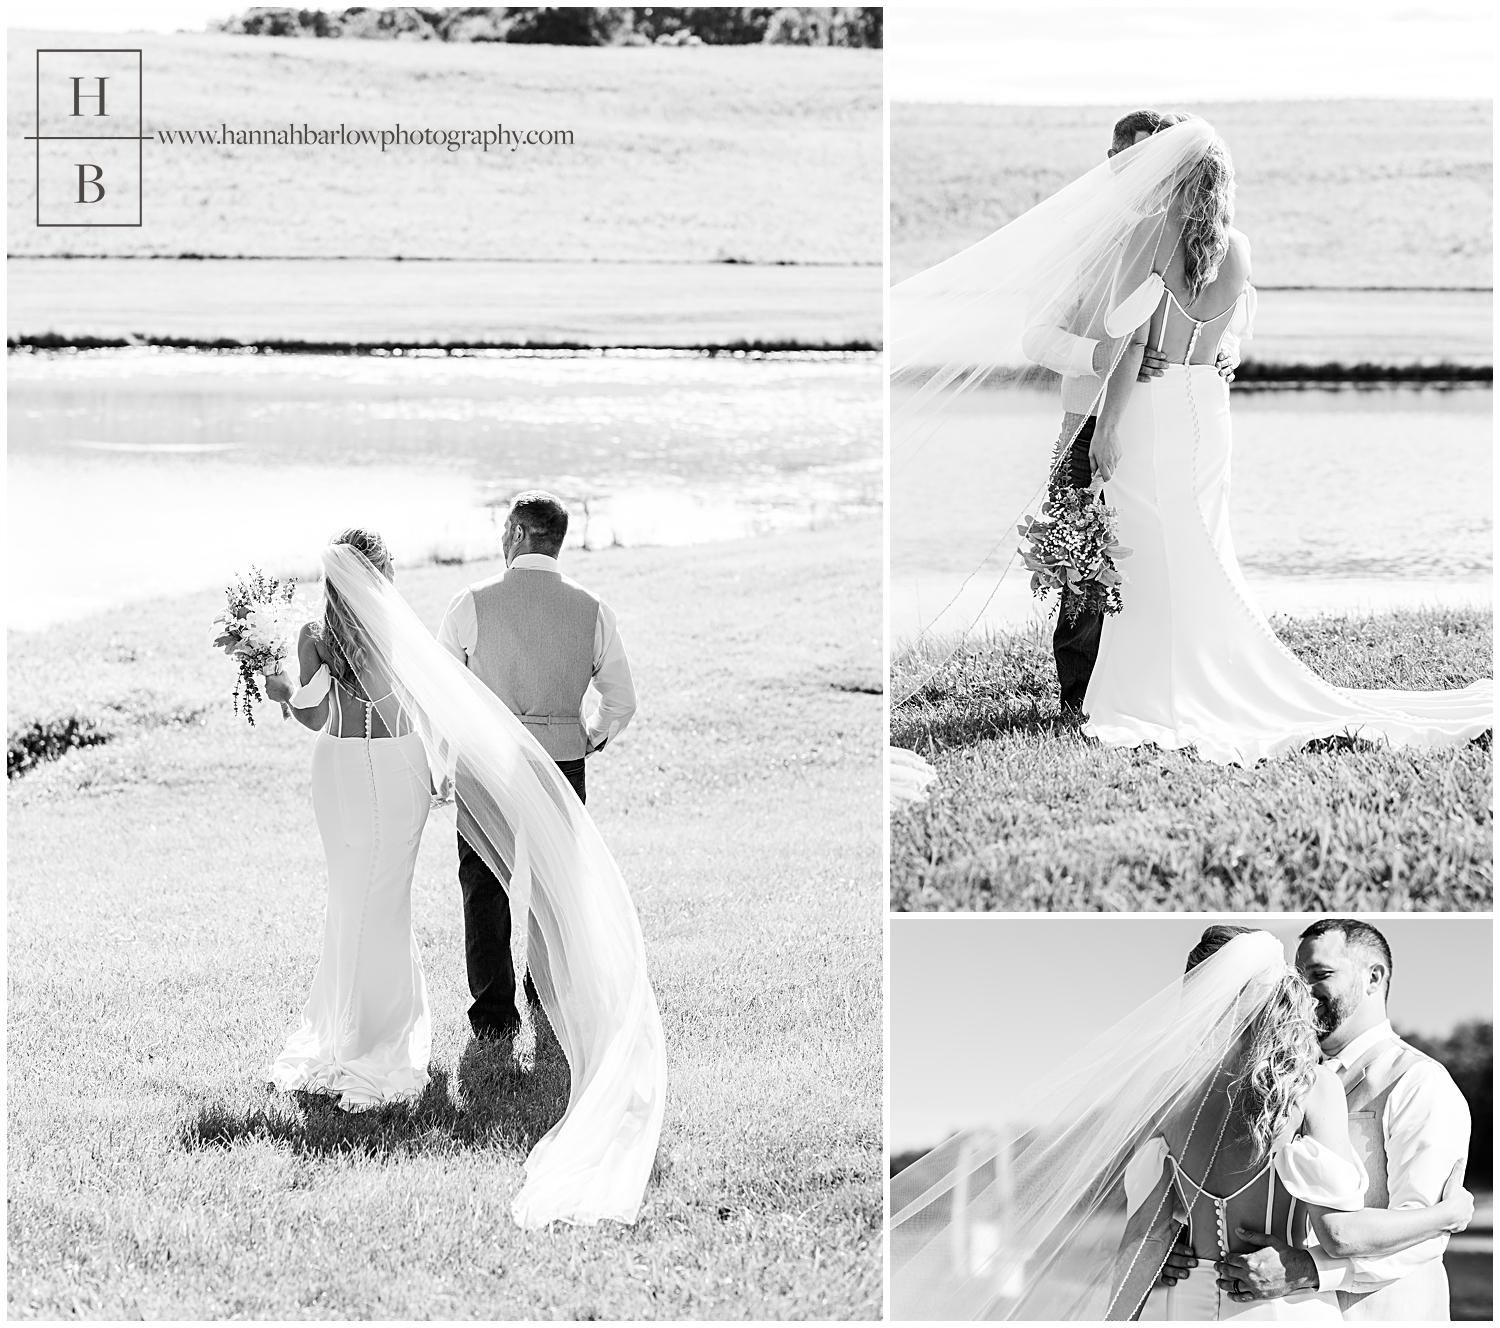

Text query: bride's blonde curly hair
(1187, 926), (1322, 1163)
(1175, 132), (1236, 304)
(321, 528), (393, 691)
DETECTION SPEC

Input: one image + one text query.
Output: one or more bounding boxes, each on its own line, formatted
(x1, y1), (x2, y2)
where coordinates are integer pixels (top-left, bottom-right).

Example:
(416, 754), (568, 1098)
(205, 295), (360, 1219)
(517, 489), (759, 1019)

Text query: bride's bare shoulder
(297, 619), (333, 666)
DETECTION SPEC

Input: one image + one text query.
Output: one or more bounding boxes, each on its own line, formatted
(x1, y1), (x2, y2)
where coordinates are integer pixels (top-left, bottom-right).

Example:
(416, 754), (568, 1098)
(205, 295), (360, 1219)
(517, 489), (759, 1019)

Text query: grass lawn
(890, 608), (1492, 912)
(7, 521), (883, 1319)
(891, 100), (1492, 289)
(1232, 289), (1493, 372)
(5, 258), (882, 351)
(9, 33), (880, 266)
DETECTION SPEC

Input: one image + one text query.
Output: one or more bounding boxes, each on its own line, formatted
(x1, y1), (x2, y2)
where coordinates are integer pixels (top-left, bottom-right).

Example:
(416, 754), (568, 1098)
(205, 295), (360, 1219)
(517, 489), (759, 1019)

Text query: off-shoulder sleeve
(1228, 284), (1257, 342)
(1124, 1135), (1170, 1217)
(1275, 1137), (1367, 1212)
(1105, 272), (1163, 338)
(291, 664), (331, 708)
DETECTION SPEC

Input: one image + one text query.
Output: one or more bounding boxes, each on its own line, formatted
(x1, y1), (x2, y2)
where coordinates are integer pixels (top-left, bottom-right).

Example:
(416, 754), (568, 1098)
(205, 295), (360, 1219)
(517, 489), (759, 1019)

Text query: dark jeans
(458, 756), (585, 1037)
(1052, 416), (1105, 712)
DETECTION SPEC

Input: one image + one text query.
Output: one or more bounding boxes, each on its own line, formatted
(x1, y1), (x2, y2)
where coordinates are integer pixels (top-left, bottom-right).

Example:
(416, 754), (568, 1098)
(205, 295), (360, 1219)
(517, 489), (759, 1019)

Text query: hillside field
(10, 31), (881, 264)
(892, 100), (1492, 288)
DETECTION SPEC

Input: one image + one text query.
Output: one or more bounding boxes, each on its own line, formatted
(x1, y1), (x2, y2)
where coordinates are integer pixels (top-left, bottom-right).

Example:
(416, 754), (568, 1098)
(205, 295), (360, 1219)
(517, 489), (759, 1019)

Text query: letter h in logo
(32, 49), (143, 226)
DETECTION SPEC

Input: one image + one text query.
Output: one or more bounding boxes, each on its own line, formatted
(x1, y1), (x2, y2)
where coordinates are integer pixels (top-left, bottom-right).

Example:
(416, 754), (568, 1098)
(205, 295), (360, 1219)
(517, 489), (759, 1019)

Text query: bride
(892, 117), (1491, 767)
(258, 528), (667, 1228)
(888, 928), (1471, 1321)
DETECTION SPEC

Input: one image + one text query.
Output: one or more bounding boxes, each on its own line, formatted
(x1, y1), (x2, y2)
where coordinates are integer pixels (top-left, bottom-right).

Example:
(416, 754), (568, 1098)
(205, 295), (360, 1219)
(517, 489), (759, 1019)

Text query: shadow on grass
(895, 693), (1083, 756)
(179, 1013), (571, 1161)
(893, 629), (1071, 755)
(947, 702), (1076, 749)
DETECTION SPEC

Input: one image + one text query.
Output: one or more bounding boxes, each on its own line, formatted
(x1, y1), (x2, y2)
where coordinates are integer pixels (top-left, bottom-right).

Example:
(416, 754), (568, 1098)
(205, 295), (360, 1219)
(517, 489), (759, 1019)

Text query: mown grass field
(7, 522), (883, 1319)
(892, 100), (1492, 289)
(9, 32), (880, 265)
(5, 258), (882, 349)
(890, 608), (1492, 912)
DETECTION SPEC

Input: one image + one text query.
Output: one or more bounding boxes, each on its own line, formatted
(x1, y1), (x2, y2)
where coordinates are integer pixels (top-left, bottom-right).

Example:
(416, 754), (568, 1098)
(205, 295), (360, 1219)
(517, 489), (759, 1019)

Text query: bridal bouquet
(210, 569), (308, 725)
(1018, 485), (1132, 626)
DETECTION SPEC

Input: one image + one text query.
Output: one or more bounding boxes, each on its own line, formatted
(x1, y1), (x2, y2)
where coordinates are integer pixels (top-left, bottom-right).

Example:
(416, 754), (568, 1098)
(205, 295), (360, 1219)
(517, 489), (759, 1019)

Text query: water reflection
(892, 381), (1491, 639)
(8, 349), (881, 630)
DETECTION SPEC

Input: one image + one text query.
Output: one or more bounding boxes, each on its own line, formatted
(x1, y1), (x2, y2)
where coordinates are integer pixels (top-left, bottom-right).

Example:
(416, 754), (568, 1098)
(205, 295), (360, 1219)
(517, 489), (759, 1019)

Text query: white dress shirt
(435, 553), (637, 753)
(1311, 1020), (1471, 1294)
(1020, 274), (1111, 415)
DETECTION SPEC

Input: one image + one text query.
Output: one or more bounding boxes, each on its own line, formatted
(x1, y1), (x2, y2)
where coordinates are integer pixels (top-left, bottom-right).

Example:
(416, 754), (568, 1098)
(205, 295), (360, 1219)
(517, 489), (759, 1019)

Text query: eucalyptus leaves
(1018, 486), (1133, 626)
(210, 569), (307, 724)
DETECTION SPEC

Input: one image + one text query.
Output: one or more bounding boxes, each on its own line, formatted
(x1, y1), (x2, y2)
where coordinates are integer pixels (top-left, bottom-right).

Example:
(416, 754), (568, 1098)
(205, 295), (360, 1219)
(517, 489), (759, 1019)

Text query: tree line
(213, 7), (882, 47)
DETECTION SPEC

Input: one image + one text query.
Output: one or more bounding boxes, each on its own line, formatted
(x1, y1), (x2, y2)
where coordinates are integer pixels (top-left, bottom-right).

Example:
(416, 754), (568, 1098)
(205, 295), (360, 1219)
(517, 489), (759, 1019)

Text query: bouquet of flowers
(1017, 483), (1133, 626)
(210, 569), (309, 725)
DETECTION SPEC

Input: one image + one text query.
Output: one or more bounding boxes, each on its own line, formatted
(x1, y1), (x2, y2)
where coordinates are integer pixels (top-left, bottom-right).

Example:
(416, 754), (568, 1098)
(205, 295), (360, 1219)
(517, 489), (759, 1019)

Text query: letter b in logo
(76, 164), (106, 204)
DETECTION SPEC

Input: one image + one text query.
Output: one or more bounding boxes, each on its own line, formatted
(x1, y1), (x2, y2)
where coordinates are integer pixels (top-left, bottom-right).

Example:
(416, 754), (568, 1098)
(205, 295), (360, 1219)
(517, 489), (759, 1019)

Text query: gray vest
(465, 566), (597, 761)
(1335, 1034), (1452, 1322)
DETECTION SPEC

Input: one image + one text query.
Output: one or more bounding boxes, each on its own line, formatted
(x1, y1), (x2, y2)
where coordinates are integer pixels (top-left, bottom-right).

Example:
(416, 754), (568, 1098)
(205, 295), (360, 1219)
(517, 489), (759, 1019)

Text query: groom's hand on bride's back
(1156, 1230), (1198, 1287)
(1216, 1228), (1318, 1301)
(1136, 346), (1168, 382)
(1133, 346), (1238, 383)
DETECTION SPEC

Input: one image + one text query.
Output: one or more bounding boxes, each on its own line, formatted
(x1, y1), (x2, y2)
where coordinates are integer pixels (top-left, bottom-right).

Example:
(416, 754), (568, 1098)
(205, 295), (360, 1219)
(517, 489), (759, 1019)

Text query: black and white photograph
(886, 6), (1493, 911)
(9, 3), (1499, 1323)
(7, 3), (882, 1318)
(889, 915), (1493, 1321)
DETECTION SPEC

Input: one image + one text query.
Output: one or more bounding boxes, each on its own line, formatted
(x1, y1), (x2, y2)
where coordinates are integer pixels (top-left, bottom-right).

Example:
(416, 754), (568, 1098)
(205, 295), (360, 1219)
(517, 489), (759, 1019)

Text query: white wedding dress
(889, 744), (938, 806)
(268, 667), (433, 1109)
(1126, 1134), (1364, 1321)
(1084, 273), (1493, 765)
(266, 545), (667, 1228)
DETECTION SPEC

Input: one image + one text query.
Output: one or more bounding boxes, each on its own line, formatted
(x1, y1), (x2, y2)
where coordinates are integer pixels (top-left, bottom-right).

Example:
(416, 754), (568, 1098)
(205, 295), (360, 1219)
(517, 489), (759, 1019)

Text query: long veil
(890, 930), (1293, 1320)
(891, 117), (1219, 696)
(322, 543), (667, 1229)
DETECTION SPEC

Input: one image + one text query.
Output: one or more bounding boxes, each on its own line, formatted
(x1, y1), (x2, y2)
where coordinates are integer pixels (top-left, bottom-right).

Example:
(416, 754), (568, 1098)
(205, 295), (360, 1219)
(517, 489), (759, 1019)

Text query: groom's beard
(1313, 991), (1357, 1037)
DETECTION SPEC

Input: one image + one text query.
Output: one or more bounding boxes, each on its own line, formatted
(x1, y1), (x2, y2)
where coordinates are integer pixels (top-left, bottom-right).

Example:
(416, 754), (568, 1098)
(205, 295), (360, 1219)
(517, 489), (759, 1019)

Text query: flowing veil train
(888, 123), (1218, 790)
(322, 543), (667, 1228)
(890, 932), (1301, 1320)
(891, 120), (1218, 688)
(891, 115), (1490, 759)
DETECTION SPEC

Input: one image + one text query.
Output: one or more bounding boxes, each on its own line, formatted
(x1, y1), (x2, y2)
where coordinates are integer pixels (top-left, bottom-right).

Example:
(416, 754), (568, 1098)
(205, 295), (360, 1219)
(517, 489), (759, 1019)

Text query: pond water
(8, 348), (880, 630)
(892, 382), (1492, 642)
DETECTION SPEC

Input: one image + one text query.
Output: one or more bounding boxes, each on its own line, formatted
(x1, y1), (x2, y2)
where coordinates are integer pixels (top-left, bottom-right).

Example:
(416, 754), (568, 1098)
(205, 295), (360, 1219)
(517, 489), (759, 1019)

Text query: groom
(437, 489), (637, 1040)
(1160, 919), (1473, 1319)
(1021, 108), (1240, 715)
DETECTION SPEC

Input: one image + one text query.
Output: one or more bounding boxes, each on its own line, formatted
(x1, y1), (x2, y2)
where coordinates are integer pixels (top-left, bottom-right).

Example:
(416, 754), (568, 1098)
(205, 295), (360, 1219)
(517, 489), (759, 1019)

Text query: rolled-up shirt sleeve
(582, 600), (636, 751)
(1020, 318), (1100, 378)
(1313, 1061), (1471, 1294)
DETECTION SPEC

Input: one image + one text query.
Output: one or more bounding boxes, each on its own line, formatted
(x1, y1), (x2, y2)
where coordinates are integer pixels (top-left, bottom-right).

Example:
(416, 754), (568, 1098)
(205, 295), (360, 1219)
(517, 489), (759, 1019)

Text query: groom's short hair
(1300, 918), (1393, 997)
(1111, 109), (1187, 152)
(509, 490), (569, 554)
